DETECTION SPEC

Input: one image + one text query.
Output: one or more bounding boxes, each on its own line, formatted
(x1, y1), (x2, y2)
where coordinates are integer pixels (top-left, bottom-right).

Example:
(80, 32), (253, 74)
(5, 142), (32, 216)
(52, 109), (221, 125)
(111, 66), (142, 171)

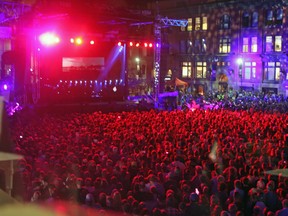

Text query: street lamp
(237, 58), (243, 90)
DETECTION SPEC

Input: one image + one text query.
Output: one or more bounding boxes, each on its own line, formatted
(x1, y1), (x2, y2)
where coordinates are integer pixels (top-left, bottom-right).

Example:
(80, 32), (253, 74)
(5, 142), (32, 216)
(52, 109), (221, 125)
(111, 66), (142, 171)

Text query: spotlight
(75, 37), (83, 45)
(39, 32), (60, 46)
(149, 43), (153, 48)
(129, 42), (133, 46)
(118, 42), (122, 46)
(90, 40), (95, 45)
(3, 84), (8, 90)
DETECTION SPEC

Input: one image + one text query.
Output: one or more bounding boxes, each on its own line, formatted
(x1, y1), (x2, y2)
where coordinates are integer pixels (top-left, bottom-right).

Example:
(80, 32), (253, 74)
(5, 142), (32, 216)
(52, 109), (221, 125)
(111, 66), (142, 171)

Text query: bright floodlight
(3, 84), (8, 90)
(237, 58), (243, 65)
(149, 43), (153, 48)
(75, 37), (83, 45)
(39, 32), (60, 46)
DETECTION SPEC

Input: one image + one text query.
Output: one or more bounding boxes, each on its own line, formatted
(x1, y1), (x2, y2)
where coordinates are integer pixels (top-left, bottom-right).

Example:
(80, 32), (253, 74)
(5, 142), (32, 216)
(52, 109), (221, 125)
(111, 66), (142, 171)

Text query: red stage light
(70, 38), (74, 43)
(144, 43), (148, 47)
(149, 43), (153, 48)
(39, 32), (60, 46)
(118, 42), (122, 46)
(90, 40), (95, 45)
(129, 42), (133, 46)
(136, 43), (140, 47)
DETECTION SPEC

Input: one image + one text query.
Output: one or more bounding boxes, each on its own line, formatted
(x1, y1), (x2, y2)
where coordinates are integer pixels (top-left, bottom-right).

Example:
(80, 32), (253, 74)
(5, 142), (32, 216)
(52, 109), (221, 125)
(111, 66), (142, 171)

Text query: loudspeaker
(0, 97), (14, 153)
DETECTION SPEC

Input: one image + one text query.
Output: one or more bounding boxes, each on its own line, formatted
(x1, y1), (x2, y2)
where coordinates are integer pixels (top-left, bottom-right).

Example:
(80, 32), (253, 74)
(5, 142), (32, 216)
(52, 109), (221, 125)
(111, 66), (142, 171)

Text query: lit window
(196, 62), (207, 79)
(252, 62), (256, 78)
(275, 36), (282, 52)
(195, 17), (201, 30)
(202, 17), (208, 30)
(265, 36), (273, 52)
(219, 38), (230, 53)
(251, 37), (257, 53)
(182, 62), (192, 78)
(187, 18), (193, 31)
(264, 62), (281, 81)
(243, 37), (249, 52)
(244, 67), (251, 80)
(244, 62), (256, 80)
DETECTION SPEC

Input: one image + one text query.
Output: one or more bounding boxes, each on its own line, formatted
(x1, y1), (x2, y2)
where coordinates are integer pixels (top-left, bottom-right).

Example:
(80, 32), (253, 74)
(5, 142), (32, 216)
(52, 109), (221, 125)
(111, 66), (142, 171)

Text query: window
(251, 12), (258, 27)
(266, 9), (283, 26)
(180, 40), (192, 54)
(251, 37), (257, 52)
(195, 17), (201, 30)
(181, 62), (192, 78)
(265, 36), (273, 52)
(202, 38), (207, 53)
(187, 40), (193, 54)
(195, 39), (201, 53)
(244, 62), (256, 80)
(265, 36), (282, 52)
(243, 11), (258, 28)
(242, 12), (250, 28)
(264, 62), (281, 81)
(275, 36), (282, 52)
(243, 37), (249, 52)
(196, 62), (207, 79)
(180, 40), (186, 53)
(202, 17), (208, 30)
(276, 8), (283, 25)
(219, 38), (230, 53)
(220, 14), (230, 29)
(187, 18), (192, 31)
(266, 10), (273, 25)
(243, 37), (258, 53)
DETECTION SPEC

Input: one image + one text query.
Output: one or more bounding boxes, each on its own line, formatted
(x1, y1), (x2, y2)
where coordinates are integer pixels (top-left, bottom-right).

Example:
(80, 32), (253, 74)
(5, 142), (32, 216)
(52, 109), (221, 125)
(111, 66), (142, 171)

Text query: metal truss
(158, 16), (188, 27)
(154, 16), (187, 104)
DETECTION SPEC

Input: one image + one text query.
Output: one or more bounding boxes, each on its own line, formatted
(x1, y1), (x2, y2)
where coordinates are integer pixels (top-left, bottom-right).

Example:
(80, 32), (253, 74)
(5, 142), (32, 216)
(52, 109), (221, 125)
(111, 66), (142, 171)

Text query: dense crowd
(180, 90), (288, 113)
(10, 106), (288, 215)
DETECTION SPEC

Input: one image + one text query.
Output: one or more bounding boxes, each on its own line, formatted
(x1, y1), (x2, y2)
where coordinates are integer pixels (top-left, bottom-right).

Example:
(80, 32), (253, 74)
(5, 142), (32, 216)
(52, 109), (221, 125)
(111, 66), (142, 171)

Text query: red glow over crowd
(10, 108), (288, 216)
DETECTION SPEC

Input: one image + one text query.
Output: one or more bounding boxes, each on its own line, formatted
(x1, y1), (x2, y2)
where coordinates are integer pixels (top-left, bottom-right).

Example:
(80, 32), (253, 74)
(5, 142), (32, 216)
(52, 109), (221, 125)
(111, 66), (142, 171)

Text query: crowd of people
(9, 100), (288, 215)
(180, 90), (288, 114)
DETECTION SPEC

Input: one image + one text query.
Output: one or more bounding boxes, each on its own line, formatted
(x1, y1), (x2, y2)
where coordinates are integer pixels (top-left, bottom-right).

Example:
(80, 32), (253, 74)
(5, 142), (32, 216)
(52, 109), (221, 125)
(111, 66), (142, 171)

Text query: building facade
(153, 0), (288, 96)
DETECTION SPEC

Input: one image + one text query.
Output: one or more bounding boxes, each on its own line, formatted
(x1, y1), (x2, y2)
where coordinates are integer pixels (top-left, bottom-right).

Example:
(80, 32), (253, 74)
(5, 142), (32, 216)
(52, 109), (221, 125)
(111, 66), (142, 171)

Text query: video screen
(62, 57), (105, 72)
